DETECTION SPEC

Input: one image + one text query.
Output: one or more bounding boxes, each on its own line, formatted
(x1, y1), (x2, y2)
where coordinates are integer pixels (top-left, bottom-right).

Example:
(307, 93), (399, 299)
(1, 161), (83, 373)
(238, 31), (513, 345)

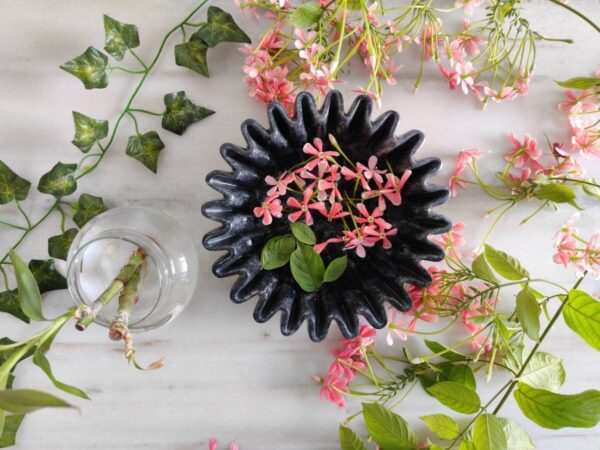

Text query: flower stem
(109, 266), (141, 341)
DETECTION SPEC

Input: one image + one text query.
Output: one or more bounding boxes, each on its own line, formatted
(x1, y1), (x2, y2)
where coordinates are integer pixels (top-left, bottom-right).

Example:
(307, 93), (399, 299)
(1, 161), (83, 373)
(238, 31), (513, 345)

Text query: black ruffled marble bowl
(202, 91), (451, 342)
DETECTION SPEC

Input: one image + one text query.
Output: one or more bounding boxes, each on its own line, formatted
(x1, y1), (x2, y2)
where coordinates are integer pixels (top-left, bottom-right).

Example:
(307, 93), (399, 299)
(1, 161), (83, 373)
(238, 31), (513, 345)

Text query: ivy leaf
(71, 112), (109, 153)
(162, 91), (214, 136)
(260, 236), (296, 270)
(0, 290), (29, 323)
(472, 414), (507, 450)
(426, 381), (481, 414)
(562, 289), (600, 351)
(0, 161), (31, 204)
(497, 418), (534, 450)
(339, 425), (367, 450)
(424, 340), (466, 361)
(362, 403), (418, 450)
(290, 244), (325, 292)
(289, 2), (322, 29)
(0, 414), (25, 448)
(103, 15), (140, 61)
(516, 286), (541, 341)
(9, 252), (44, 321)
(33, 351), (90, 400)
(533, 184), (576, 204)
(449, 364), (476, 391)
(73, 193), (107, 228)
(555, 77), (600, 90)
(484, 245), (529, 281)
(37, 162), (77, 198)
(174, 39), (209, 77)
(323, 255), (347, 283)
(125, 131), (165, 173)
(420, 414), (458, 440)
(290, 222), (316, 245)
(471, 253), (498, 284)
(48, 228), (78, 261)
(28, 259), (67, 294)
(520, 352), (565, 392)
(0, 389), (72, 415)
(192, 6), (251, 48)
(60, 47), (109, 89)
(514, 382), (600, 429)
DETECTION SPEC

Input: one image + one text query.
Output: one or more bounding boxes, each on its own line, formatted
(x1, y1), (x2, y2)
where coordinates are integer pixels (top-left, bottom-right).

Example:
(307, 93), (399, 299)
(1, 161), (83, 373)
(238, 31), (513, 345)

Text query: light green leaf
(72, 193), (107, 228)
(459, 441), (476, 450)
(579, 178), (600, 200)
(260, 235), (296, 270)
(48, 228), (78, 261)
(0, 389), (72, 415)
(33, 351), (89, 400)
(449, 364), (476, 391)
(516, 287), (541, 341)
(8, 252), (44, 321)
(71, 112), (108, 153)
(103, 15), (140, 61)
(563, 289), (600, 350)
(514, 382), (600, 429)
(290, 222), (316, 245)
(174, 40), (209, 76)
(125, 131), (165, 173)
(290, 244), (325, 292)
(520, 352), (565, 392)
(472, 253), (499, 284)
(60, 47), (109, 89)
(426, 381), (481, 414)
(424, 340), (466, 361)
(472, 414), (507, 450)
(162, 91), (214, 136)
(0, 161), (31, 204)
(420, 414), (458, 440)
(37, 162), (77, 198)
(0, 290), (29, 323)
(555, 77), (600, 90)
(323, 255), (347, 283)
(28, 259), (67, 294)
(0, 414), (24, 448)
(533, 184), (576, 204)
(339, 425), (367, 450)
(289, 2), (322, 28)
(363, 403), (418, 450)
(497, 418), (535, 450)
(192, 6), (251, 48)
(484, 245), (529, 281)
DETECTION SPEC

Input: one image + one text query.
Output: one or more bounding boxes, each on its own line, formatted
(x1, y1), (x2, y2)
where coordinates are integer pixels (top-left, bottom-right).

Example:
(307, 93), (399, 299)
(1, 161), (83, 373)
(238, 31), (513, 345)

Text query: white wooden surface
(1, 1), (599, 449)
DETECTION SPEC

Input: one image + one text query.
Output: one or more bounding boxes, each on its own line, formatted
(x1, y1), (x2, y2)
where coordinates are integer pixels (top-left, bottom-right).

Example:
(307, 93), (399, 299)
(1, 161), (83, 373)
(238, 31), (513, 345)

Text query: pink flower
(312, 202), (349, 221)
(286, 188), (320, 225)
(253, 196), (282, 225)
(363, 225), (398, 249)
(265, 174), (291, 196)
(558, 89), (596, 112)
(341, 165), (371, 190)
(314, 235), (346, 254)
(357, 156), (385, 185)
(319, 375), (348, 408)
(317, 164), (342, 203)
(454, 62), (476, 95)
(209, 438), (239, 450)
(505, 133), (542, 169)
(484, 86), (518, 102)
(355, 203), (391, 229)
(460, 298), (496, 352)
(452, 20), (486, 56)
(455, 0), (484, 16)
(386, 308), (412, 344)
(415, 20), (444, 60)
(449, 148), (482, 196)
(303, 137), (339, 170)
(571, 127), (600, 157)
(431, 223), (466, 258)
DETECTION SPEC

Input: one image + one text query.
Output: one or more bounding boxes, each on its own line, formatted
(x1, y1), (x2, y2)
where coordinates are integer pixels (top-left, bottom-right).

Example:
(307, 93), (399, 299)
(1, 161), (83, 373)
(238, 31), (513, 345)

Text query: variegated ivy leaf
(73, 193), (107, 228)
(60, 47), (109, 89)
(48, 228), (78, 261)
(37, 162), (77, 198)
(192, 6), (251, 48)
(71, 112), (109, 153)
(125, 131), (165, 173)
(0, 161), (31, 204)
(0, 289), (29, 323)
(103, 15), (140, 61)
(174, 39), (209, 77)
(28, 259), (67, 294)
(162, 91), (214, 135)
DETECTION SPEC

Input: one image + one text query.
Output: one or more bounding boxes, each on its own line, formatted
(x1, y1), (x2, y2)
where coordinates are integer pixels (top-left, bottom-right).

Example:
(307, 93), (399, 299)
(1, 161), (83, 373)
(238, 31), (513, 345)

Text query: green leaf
(514, 382), (600, 429)
(0, 389), (72, 415)
(72, 193), (107, 228)
(192, 6), (251, 48)
(103, 15), (140, 61)
(420, 414), (458, 440)
(458, 441), (476, 450)
(0, 161), (31, 204)
(28, 259), (67, 294)
(424, 340), (466, 361)
(37, 162), (77, 198)
(0, 414), (24, 448)
(563, 289), (600, 350)
(290, 222), (316, 245)
(289, 2), (322, 28)
(48, 228), (78, 261)
(162, 91), (214, 136)
(497, 418), (535, 450)
(449, 364), (476, 391)
(8, 252), (44, 321)
(516, 287), (541, 341)
(555, 77), (600, 90)
(362, 403), (418, 450)
(60, 47), (109, 89)
(125, 131), (165, 173)
(339, 425), (367, 450)
(33, 351), (89, 400)
(579, 178), (600, 200)
(0, 290), (28, 323)
(472, 414), (507, 450)
(484, 245), (529, 281)
(71, 112), (108, 153)
(520, 352), (565, 393)
(175, 39), (209, 76)
(471, 253), (498, 284)
(426, 381), (481, 414)
(290, 244), (325, 292)
(260, 236), (296, 270)
(324, 255), (347, 283)
(533, 184), (576, 204)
